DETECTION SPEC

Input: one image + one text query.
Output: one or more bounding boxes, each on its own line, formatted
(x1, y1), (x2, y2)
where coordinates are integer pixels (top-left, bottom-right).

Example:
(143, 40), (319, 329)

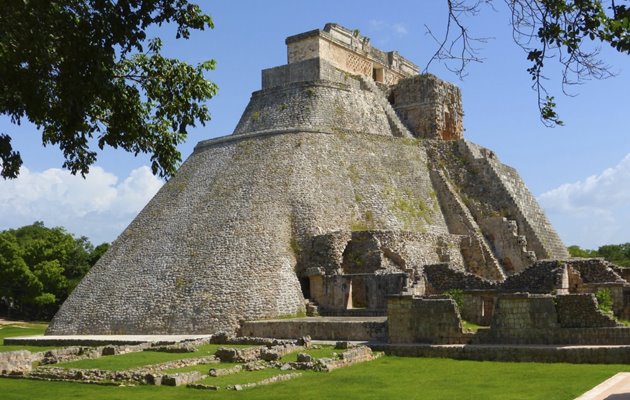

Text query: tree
(568, 243), (630, 267)
(598, 243), (630, 267)
(0, 1), (217, 179)
(0, 222), (109, 319)
(0, 232), (42, 318)
(427, 0), (630, 126)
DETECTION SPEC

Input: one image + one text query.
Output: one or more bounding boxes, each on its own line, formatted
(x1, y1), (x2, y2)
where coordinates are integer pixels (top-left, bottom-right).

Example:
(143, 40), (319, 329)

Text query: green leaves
(568, 243), (630, 267)
(0, 134), (22, 179)
(0, 222), (109, 319)
(541, 96), (563, 126)
(0, 1), (217, 179)
(504, 1), (629, 126)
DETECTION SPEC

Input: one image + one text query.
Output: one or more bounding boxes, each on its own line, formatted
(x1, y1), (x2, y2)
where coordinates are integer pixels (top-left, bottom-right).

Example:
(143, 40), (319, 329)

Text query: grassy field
(0, 323), (54, 353)
(1, 324), (628, 399)
(1, 356), (627, 399)
(279, 344), (337, 362)
(53, 344), (252, 370)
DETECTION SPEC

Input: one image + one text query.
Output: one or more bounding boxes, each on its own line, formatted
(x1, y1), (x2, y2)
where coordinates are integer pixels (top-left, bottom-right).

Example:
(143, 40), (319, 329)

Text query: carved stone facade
(286, 23), (418, 85)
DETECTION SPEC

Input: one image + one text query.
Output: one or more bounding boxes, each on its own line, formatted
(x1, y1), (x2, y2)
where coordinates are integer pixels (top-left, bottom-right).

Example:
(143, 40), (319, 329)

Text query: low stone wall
(474, 293), (628, 345)
(475, 326), (630, 346)
(25, 355), (217, 385)
(373, 343), (630, 364)
(225, 372), (303, 391)
(388, 295), (471, 344)
(317, 346), (375, 372)
(556, 294), (619, 328)
(500, 261), (564, 293)
(215, 347), (266, 363)
(570, 259), (625, 284)
(423, 263), (497, 293)
(161, 371), (203, 386)
(0, 351), (32, 375)
(239, 318), (387, 341)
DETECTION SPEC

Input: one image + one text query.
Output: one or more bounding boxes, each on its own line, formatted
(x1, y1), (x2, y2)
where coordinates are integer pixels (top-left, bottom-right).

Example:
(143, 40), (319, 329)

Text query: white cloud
(392, 23), (408, 35)
(538, 153), (630, 249)
(0, 166), (163, 244)
(368, 20), (409, 37)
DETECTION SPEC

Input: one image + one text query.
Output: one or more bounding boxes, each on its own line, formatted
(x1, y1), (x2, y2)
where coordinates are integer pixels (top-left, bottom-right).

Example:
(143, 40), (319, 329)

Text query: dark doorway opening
(299, 277), (311, 299)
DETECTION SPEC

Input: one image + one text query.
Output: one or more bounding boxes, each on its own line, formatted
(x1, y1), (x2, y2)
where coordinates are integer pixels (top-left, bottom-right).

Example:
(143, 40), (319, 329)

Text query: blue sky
(1, 1), (629, 248)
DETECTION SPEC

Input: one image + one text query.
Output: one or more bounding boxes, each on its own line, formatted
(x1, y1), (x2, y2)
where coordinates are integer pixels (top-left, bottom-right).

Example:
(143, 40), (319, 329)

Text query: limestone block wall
(233, 81), (393, 137)
(569, 259), (626, 284)
(262, 58), (362, 90)
(387, 295), (468, 344)
(474, 293), (630, 345)
(460, 291), (496, 325)
(491, 294), (559, 332)
(376, 343), (630, 364)
(423, 263), (498, 294)
(314, 273), (406, 311)
(239, 318), (387, 341)
(48, 130), (450, 335)
(500, 260), (565, 293)
(0, 350), (32, 374)
(391, 74), (463, 140)
(304, 230), (464, 278)
(556, 294), (619, 328)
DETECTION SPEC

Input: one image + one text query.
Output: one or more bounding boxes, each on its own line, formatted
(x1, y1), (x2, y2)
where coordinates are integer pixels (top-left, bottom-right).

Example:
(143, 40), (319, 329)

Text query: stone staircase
(462, 140), (569, 259)
(429, 168), (506, 281)
(479, 216), (537, 274)
(359, 76), (413, 138)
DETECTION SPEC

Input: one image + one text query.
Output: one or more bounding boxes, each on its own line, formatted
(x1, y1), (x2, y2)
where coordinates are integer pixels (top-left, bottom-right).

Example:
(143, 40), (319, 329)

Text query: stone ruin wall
(388, 295), (468, 344)
(300, 230), (469, 313)
(476, 293), (626, 345)
(303, 231), (466, 278)
(390, 74), (464, 140)
(387, 292), (629, 347)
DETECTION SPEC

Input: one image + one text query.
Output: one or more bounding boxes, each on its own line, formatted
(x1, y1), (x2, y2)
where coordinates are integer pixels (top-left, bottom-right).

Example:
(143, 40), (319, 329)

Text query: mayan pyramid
(47, 24), (568, 335)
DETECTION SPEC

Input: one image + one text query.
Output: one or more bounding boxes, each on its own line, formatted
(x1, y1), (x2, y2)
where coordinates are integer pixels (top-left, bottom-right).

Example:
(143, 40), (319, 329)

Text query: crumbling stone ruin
(1, 335), (376, 389)
(47, 24), (630, 344)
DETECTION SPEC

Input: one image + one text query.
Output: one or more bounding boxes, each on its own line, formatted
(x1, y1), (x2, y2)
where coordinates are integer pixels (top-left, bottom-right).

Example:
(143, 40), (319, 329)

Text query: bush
(595, 288), (613, 315)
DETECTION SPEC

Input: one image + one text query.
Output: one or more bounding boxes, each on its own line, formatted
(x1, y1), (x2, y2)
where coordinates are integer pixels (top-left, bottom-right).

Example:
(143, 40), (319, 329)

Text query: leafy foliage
(427, 0), (630, 126)
(444, 288), (464, 311)
(598, 243), (630, 267)
(595, 287), (613, 314)
(567, 245), (599, 258)
(0, 222), (108, 319)
(568, 243), (630, 267)
(0, 1), (217, 179)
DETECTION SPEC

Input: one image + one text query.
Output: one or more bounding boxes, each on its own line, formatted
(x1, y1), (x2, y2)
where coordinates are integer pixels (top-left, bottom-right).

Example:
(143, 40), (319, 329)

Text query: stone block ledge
(5, 334), (212, 347)
(371, 343), (630, 364)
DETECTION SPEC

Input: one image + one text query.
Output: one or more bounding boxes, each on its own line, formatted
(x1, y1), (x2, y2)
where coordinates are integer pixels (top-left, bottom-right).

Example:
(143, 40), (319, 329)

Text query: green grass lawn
(0, 323), (56, 353)
(53, 344), (255, 370)
(2, 356), (627, 400)
(199, 368), (297, 387)
(280, 345), (338, 362)
(162, 361), (239, 374)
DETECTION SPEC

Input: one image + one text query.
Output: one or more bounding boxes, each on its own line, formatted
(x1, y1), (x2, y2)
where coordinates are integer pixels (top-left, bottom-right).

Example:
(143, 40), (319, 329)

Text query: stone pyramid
(47, 24), (568, 335)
